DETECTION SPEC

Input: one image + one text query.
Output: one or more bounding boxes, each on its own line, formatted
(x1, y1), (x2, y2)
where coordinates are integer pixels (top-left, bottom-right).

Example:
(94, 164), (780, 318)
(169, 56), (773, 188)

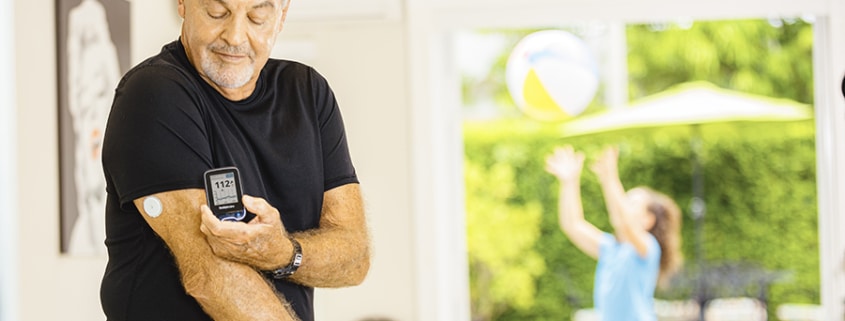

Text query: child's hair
(635, 186), (684, 288)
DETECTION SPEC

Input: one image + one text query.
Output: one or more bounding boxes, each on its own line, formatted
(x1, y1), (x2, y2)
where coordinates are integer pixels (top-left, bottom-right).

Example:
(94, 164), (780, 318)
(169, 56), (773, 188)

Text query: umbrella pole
(690, 124), (707, 320)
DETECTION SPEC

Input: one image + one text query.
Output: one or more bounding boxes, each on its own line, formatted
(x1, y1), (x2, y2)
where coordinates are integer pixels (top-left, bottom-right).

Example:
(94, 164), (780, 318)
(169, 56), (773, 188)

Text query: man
(99, 0), (371, 320)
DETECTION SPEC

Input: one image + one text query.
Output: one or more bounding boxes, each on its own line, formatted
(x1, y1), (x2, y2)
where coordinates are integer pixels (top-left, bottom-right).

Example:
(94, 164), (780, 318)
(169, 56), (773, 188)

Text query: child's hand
(590, 146), (620, 182)
(545, 145), (585, 182)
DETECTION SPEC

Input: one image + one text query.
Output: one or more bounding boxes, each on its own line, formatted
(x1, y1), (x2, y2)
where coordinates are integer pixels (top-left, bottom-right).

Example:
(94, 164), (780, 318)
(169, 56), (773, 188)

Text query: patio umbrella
(559, 81), (813, 318)
(561, 81), (812, 137)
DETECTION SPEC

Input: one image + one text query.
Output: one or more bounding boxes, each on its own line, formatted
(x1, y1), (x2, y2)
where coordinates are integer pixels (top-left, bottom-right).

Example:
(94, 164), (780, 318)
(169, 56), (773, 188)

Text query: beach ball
(506, 30), (599, 121)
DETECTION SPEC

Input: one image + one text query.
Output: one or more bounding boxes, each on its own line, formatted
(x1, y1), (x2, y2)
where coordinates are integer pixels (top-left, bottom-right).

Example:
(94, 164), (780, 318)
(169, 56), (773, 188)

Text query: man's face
(178, 0), (288, 97)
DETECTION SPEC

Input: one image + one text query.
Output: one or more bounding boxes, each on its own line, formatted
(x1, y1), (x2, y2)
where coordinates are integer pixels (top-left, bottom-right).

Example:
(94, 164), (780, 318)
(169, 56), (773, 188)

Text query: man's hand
(200, 195), (293, 270)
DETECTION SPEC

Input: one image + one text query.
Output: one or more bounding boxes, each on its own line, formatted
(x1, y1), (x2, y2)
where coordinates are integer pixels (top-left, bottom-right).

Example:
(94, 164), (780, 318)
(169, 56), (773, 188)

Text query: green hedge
(464, 119), (819, 321)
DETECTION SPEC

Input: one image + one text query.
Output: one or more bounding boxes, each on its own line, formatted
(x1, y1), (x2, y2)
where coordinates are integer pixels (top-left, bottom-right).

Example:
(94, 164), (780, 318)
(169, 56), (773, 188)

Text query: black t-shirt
(100, 39), (358, 321)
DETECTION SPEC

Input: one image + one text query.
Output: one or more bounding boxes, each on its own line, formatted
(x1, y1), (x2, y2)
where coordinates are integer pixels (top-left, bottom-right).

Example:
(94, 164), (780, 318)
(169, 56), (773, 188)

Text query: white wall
(12, 0), (413, 320)
(14, 0), (106, 318)
(278, 17), (415, 321)
(1, 0), (18, 319)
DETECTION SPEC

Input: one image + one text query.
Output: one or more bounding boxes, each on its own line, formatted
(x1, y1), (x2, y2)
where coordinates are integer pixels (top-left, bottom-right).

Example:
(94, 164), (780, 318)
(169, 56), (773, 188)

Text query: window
(459, 19), (818, 320)
(407, 1), (845, 320)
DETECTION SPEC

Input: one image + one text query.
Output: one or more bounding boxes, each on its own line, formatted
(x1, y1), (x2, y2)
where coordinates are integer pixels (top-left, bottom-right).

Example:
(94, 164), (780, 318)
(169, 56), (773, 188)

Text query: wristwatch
(265, 236), (303, 279)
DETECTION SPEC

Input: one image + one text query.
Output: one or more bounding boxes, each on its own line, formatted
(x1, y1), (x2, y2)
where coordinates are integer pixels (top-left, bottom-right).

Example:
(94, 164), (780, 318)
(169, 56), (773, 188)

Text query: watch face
(292, 253), (303, 267)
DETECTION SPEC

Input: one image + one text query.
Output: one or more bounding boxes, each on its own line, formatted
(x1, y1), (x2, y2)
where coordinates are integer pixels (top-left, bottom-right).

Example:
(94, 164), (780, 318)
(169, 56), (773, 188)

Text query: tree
(627, 19), (814, 104)
(465, 140), (547, 321)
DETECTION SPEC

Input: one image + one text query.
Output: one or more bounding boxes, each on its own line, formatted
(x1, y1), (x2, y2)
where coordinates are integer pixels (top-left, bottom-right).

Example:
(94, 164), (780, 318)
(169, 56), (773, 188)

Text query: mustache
(209, 44), (254, 57)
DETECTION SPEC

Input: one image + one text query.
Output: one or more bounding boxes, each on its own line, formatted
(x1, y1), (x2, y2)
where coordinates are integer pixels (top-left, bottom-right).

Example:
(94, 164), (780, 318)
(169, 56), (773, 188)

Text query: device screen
(209, 172), (239, 207)
(203, 167), (250, 222)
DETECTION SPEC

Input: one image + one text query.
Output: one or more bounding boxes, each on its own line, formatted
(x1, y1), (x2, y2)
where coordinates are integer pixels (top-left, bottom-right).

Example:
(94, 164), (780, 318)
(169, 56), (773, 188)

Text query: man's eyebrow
(253, 0), (275, 10)
(207, 0), (274, 10)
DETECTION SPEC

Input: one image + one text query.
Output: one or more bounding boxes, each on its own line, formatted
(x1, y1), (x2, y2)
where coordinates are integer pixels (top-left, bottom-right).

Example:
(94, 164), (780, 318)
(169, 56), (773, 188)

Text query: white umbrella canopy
(561, 81), (813, 137)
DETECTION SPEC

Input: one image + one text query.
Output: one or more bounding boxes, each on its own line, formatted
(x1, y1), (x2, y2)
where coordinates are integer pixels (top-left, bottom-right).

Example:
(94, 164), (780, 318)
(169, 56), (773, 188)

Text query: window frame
(407, 1), (845, 320)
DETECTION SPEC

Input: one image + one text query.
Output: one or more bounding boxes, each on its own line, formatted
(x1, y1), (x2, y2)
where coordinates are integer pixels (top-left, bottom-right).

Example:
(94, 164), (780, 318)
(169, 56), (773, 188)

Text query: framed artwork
(57, 0), (131, 255)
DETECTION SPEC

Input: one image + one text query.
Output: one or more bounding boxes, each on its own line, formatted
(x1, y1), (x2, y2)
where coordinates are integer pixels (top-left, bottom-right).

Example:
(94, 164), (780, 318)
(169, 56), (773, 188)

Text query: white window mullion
(814, 11), (845, 321)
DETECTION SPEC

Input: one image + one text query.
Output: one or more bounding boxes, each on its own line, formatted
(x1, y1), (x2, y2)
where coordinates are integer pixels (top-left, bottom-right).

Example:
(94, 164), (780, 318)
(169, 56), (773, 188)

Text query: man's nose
(220, 16), (248, 46)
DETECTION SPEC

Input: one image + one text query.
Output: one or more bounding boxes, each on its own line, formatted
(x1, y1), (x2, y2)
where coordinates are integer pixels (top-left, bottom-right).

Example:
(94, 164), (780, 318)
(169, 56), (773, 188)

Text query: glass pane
(459, 17), (819, 321)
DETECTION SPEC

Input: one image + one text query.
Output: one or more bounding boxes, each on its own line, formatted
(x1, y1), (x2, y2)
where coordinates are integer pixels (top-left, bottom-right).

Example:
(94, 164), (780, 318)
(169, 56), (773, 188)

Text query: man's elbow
(182, 268), (215, 303)
(345, 230), (371, 286)
(348, 252), (371, 286)
(335, 239), (371, 287)
(337, 245), (370, 287)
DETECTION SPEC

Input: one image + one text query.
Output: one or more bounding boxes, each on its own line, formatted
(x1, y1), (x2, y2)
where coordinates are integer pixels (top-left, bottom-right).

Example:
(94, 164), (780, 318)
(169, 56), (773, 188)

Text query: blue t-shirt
(594, 232), (661, 321)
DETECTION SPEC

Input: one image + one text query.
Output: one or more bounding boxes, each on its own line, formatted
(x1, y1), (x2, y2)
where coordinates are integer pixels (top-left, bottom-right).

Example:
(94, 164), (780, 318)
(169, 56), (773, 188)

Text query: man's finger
(201, 204), (254, 240)
(199, 204), (224, 236)
(242, 195), (281, 224)
(243, 195), (273, 213)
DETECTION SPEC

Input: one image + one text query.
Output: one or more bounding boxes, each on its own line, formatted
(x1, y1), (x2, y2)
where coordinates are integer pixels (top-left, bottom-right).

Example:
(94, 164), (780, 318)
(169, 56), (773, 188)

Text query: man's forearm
(289, 227), (370, 287)
(179, 254), (298, 320)
(228, 184), (371, 288)
(134, 190), (297, 321)
(287, 184), (371, 288)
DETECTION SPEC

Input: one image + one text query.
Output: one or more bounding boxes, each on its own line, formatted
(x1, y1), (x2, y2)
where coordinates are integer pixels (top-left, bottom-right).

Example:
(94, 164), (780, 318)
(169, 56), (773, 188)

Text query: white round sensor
(143, 196), (163, 218)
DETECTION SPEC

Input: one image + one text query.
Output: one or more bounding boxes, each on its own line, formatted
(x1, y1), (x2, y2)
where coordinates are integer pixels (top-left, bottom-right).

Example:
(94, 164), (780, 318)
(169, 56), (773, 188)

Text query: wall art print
(57, 0), (130, 255)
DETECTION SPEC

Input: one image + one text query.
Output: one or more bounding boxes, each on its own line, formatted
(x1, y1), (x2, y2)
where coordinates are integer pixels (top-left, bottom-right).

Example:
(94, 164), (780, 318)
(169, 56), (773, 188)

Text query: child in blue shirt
(545, 146), (683, 321)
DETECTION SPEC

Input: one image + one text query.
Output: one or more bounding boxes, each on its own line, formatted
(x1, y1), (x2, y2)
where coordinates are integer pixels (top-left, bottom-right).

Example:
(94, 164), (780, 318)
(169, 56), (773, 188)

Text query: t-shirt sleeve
(598, 232), (616, 259)
(310, 68), (359, 191)
(102, 65), (213, 208)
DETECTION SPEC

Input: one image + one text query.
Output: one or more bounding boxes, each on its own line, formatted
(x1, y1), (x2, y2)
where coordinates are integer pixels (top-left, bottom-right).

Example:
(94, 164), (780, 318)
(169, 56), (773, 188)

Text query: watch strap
(264, 236), (302, 279)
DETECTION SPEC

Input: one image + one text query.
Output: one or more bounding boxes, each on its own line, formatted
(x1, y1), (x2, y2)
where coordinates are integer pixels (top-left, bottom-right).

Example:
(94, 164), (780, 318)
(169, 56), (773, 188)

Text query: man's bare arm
(199, 183), (371, 288)
(133, 189), (298, 320)
(289, 183), (371, 287)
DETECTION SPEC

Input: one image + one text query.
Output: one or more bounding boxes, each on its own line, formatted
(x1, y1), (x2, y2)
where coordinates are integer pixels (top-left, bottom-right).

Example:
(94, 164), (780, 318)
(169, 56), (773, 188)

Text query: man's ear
(177, 0), (186, 19)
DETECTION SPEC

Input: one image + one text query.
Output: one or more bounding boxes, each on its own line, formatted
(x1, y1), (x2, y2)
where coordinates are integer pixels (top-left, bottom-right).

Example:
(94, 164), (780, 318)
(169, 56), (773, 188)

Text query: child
(545, 146), (683, 321)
